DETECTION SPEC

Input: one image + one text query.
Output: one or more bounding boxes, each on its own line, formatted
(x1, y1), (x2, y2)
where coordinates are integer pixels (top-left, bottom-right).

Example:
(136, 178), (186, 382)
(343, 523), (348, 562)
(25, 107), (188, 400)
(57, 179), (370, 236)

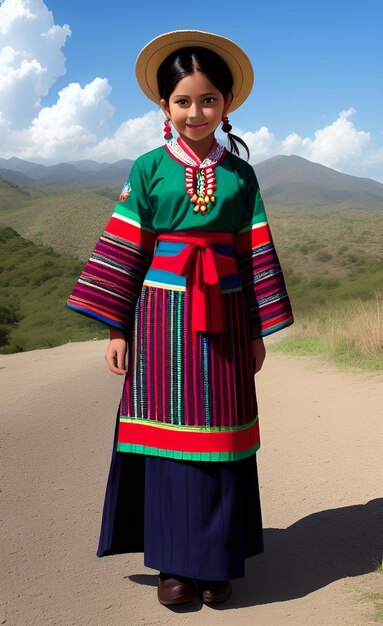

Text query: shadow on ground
(130, 498), (383, 611)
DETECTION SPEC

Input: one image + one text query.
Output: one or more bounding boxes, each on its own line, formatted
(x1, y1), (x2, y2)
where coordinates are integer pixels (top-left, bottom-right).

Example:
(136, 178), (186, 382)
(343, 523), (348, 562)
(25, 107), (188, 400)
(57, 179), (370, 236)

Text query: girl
(67, 30), (293, 607)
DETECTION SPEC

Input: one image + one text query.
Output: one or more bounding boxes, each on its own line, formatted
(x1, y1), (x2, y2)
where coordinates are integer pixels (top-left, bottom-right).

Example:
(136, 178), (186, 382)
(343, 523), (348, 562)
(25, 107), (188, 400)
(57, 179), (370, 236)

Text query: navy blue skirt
(144, 455), (263, 580)
(97, 412), (263, 580)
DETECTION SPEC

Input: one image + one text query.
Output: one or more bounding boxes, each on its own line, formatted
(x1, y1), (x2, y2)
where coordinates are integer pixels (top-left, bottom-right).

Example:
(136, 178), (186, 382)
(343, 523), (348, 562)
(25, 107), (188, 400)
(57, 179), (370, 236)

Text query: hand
(105, 327), (128, 375)
(252, 338), (266, 374)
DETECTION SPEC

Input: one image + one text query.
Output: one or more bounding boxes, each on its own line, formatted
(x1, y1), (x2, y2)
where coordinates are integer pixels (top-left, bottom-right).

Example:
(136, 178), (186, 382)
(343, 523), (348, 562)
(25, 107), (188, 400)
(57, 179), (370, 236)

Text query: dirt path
(1, 341), (382, 625)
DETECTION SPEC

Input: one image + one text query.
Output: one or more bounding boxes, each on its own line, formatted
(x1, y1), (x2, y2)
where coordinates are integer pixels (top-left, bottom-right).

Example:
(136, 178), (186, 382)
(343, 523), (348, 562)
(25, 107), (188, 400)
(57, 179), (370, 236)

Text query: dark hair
(157, 47), (250, 160)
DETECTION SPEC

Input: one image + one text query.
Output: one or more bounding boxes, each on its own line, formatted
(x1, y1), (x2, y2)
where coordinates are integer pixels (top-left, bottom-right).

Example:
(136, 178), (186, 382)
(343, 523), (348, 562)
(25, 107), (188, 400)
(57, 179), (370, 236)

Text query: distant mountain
(1, 158), (382, 357)
(255, 155), (383, 211)
(1, 157), (48, 179)
(0, 168), (37, 187)
(67, 159), (112, 172)
(0, 157), (134, 191)
(0, 154), (382, 210)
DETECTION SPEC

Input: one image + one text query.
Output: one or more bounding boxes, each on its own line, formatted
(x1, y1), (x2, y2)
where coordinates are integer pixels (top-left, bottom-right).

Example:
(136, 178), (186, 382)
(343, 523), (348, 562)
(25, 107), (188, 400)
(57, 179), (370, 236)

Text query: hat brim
(135, 30), (254, 113)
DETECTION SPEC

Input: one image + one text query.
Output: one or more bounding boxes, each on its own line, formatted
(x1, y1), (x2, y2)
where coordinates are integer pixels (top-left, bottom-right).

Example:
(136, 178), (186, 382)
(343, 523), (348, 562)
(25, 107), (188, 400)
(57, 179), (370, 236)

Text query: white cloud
(0, 0), (164, 162)
(88, 110), (164, 161)
(236, 108), (380, 180)
(4, 87), (163, 162)
(360, 148), (383, 182)
(280, 108), (371, 168)
(19, 78), (116, 160)
(240, 126), (280, 161)
(0, 1), (381, 182)
(0, 0), (71, 128)
(241, 108), (371, 167)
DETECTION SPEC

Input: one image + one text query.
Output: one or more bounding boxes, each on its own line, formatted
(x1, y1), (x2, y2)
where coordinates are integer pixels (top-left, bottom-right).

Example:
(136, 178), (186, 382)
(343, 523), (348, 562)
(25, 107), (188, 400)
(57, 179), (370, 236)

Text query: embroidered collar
(165, 138), (227, 215)
(165, 137), (227, 169)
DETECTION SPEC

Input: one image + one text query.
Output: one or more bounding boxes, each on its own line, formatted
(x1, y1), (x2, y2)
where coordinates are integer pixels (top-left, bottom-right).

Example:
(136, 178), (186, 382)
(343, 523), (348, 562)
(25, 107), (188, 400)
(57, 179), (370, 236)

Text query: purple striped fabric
(237, 240), (293, 338)
(120, 287), (257, 431)
(67, 231), (155, 331)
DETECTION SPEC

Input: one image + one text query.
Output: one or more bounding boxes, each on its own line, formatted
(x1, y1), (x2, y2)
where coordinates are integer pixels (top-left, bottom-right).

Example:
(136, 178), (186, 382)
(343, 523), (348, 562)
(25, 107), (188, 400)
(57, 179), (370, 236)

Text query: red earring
(221, 116), (232, 133)
(164, 118), (173, 141)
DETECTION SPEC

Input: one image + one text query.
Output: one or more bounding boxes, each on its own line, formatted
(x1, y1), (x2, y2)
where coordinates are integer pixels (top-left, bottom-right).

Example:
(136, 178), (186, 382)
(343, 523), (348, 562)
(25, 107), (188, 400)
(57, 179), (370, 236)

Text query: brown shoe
(157, 575), (196, 606)
(199, 580), (232, 605)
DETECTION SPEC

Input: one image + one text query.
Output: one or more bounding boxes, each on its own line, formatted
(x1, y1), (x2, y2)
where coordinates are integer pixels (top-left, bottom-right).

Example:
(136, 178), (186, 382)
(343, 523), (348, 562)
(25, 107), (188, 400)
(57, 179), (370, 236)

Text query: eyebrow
(172, 92), (218, 98)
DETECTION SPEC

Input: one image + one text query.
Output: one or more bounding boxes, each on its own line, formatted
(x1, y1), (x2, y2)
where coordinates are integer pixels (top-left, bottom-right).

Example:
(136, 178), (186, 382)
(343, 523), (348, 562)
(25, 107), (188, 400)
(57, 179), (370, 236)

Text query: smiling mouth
(186, 123), (208, 129)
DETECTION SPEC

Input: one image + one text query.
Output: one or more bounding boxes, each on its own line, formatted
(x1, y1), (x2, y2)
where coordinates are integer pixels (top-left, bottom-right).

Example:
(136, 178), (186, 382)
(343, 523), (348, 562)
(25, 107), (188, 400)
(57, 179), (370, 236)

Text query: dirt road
(1, 341), (382, 625)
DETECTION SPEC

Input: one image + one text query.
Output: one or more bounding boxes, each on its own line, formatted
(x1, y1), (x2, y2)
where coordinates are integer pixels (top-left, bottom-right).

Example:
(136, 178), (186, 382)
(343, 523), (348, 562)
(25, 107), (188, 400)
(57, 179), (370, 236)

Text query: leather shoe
(199, 580), (232, 605)
(157, 574), (196, 606)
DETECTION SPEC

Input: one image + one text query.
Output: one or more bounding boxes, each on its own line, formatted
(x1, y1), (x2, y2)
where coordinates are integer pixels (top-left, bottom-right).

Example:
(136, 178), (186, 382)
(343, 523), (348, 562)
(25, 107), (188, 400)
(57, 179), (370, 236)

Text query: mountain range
(0, 154), (382, 212)
(0, 156), (134, 192)
(1, 154), (382, 355)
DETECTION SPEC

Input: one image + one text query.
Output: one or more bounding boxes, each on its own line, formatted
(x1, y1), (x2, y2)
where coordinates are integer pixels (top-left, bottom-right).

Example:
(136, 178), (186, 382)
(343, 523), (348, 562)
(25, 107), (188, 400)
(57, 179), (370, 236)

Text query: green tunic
(67, 139), (293, 461)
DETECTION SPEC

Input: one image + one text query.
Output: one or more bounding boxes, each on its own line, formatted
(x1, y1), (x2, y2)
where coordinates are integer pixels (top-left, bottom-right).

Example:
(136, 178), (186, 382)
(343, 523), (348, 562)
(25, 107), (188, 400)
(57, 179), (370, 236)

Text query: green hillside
(269, 210), (382, 281)
(1, 181), (382, 276)
(0, 173), (382, 367)
(0, 189), (115, 259)
(0, 226), (107, 353)
(0, 176), (42, 212)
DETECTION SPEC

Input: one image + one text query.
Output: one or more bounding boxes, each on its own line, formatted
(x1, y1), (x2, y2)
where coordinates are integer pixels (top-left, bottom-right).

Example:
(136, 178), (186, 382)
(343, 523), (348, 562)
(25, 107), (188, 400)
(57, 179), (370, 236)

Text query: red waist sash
(150, 231), (238, 333)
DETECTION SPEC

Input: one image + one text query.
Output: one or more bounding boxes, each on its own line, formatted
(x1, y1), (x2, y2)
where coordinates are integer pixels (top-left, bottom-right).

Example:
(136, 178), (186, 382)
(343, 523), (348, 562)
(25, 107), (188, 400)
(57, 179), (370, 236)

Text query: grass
(0, 226), (107, 353)
(0, 176), (40, 211)
(365, 591), (383, 623)
(268, 210), (383, 282)
(270, 293), (383, 371)
(1, 184), (382, 364)
(0, 189), (115, 260)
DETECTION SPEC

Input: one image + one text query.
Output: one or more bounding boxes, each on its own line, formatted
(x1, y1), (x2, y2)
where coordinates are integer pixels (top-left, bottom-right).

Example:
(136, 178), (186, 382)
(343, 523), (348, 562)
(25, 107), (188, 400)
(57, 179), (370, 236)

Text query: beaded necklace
(165, 137), (227, 214)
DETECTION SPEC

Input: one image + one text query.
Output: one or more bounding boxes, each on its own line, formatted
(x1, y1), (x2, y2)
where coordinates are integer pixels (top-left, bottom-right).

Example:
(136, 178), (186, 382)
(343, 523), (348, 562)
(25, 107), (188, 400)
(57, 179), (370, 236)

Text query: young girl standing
(67, 30), (293, 607)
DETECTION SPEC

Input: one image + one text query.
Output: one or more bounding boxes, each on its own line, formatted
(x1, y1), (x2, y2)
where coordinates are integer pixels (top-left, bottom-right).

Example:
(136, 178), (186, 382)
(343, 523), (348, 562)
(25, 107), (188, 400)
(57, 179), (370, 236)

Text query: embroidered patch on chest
(119, 181), (132, 201)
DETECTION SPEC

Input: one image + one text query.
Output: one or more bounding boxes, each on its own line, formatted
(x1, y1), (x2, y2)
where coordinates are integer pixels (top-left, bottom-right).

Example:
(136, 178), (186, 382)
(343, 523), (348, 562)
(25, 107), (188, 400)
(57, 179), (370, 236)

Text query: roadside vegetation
(270, 292), (383, 371)
(265, 209), (383, 371)
(1, 193), (382, 370)
(0, 226), (106, 353)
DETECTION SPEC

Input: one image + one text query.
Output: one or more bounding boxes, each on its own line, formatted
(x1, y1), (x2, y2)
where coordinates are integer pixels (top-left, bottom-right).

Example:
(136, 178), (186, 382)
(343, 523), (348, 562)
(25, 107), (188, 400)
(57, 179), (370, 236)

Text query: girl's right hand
(105, 327), (128, 375)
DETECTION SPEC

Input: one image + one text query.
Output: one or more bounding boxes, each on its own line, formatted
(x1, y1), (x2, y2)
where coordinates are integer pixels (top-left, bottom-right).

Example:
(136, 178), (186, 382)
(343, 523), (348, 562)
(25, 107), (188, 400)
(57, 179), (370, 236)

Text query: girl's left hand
(252, 338), (266, 374)
(105, 338), (128, 375)
(105, 326), (128, 375)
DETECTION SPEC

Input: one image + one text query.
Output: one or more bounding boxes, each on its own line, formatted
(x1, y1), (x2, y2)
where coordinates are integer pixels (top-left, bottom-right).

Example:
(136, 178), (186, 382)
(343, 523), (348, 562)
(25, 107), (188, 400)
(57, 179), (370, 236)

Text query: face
(160, 71), (232, 147)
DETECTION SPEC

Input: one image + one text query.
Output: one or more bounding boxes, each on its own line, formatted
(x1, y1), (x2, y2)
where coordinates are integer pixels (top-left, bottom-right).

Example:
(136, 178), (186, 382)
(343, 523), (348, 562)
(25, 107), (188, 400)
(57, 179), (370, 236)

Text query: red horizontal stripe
(105, 217), (155, 252)
(67, 298), (122, 323)
(157, 230), (234, 244)
(117, 419), (260, 454)
(236, 224), (271, 254)
(261, 313), (293, 330)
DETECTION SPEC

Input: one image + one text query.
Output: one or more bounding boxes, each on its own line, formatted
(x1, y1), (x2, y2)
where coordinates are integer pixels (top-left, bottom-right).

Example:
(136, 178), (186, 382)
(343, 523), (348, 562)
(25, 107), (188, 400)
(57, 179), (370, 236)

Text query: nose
(188, 101), (202, 119)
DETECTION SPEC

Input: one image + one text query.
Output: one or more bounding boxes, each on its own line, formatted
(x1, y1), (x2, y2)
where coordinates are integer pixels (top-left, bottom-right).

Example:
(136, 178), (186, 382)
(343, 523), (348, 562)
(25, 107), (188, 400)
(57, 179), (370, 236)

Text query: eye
(175, 98), (188, 105)
(203, 97), (216, 104)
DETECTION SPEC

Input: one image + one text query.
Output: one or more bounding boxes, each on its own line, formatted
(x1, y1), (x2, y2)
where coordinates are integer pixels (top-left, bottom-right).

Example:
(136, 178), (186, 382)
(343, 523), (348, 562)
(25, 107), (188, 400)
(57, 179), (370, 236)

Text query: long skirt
(97, 412), (264, 580)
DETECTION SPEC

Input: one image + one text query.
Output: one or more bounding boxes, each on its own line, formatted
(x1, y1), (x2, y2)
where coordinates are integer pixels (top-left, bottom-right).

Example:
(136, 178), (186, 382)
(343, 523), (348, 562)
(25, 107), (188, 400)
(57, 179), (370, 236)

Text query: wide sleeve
(66, 159), (156, 333)
(235, 166), (294, 339)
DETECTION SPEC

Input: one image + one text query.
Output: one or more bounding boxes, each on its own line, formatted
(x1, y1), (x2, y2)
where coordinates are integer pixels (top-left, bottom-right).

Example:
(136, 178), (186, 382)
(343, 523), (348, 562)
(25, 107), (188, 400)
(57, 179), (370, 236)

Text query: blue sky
(46, 0), (383, 139)
(0, 0), (382, 180)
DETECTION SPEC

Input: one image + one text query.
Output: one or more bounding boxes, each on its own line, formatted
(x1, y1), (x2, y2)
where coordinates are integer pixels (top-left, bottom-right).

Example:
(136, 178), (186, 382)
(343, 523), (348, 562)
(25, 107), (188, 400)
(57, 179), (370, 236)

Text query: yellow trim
(143, 279), (186, 292)
(112, 211), (156, 233)
(111, 212), (141, 228)
(143, 281), (242, 294)
(238, 220), (268, 235)
(119, 415), (258, 433)
(100, 235), (136, 251)
(77, 278), (129, 301)
(252, 221), (268, 230)
(91, 258), (131, 275)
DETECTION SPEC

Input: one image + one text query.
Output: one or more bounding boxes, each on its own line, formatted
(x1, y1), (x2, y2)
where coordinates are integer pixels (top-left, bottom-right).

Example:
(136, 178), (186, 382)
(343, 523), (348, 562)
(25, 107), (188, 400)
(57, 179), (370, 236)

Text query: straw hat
(135, 30), (254, 112)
